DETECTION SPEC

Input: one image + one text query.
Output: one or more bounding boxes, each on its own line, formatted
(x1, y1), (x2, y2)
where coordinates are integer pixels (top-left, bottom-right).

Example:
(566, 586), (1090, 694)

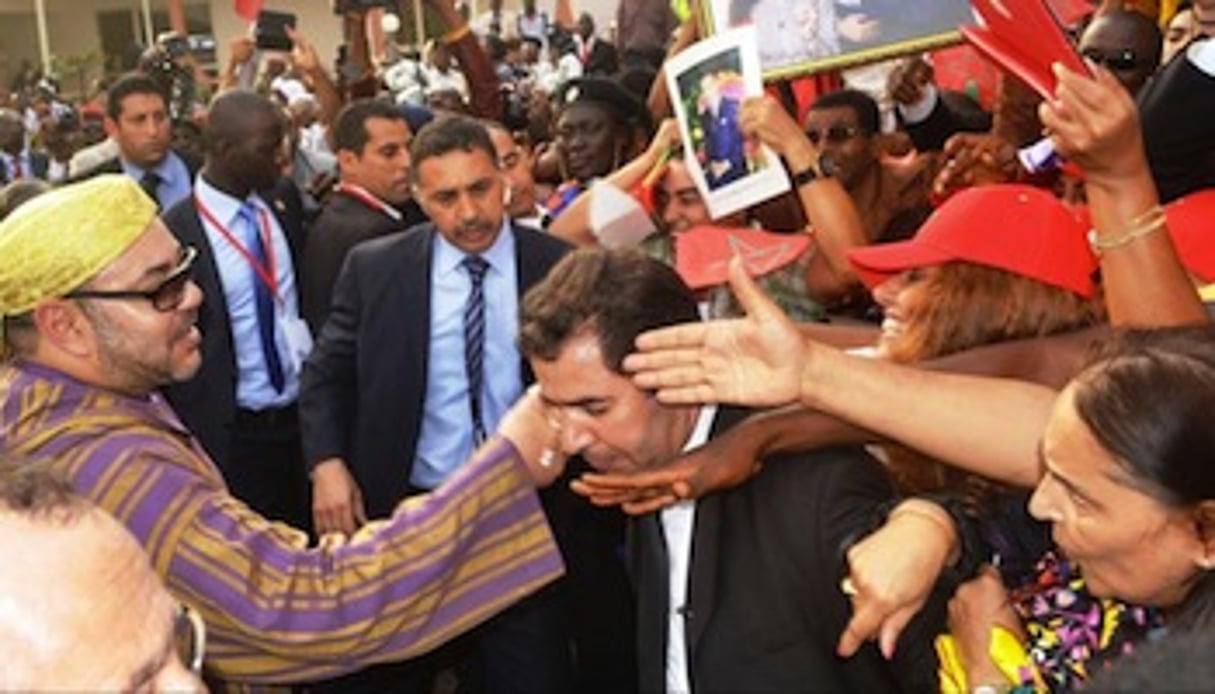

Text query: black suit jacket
(159, 177), (307, 467)
(299, 221), (570, 517)
(632, 408), (943, 694)
(299, 191), (427, 333)
(0, 151), (49, 183)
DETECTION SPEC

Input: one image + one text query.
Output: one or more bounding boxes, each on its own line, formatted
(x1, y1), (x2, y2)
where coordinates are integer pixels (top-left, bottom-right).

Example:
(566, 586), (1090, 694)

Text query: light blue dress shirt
(412, 221), (522, 489)
(194, 176), (301, 410)
(121, 151), (192, 210)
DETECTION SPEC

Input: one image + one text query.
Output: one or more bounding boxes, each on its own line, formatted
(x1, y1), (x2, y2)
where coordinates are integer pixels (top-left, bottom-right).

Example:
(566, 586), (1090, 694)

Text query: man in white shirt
(520, 249), (944, 694)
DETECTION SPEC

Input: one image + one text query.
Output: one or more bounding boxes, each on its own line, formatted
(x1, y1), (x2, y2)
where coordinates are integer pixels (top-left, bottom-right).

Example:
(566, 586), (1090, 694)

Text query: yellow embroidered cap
(0, 174), (157, 318)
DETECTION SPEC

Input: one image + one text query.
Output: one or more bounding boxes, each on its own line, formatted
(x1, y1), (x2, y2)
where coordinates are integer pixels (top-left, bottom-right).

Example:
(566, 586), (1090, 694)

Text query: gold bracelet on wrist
(1087, 204), (1166, 254)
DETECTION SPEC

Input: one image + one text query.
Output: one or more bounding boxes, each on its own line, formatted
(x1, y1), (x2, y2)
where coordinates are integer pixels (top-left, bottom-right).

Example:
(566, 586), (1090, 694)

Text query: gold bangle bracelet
(1087, 205), (1166, 254)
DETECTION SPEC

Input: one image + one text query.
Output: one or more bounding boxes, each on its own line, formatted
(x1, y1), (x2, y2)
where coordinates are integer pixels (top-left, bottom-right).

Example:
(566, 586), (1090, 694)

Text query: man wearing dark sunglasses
(0, 174), (568, 686)
(805, 89), (935, 248)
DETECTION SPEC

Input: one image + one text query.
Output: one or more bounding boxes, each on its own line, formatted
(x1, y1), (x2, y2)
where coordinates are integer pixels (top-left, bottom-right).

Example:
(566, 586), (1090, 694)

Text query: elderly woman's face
(1029, 384), (1205, 607)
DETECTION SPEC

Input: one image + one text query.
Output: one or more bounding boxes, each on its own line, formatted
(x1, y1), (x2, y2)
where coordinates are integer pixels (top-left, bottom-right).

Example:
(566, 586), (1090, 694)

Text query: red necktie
(11, 156), (22, 179)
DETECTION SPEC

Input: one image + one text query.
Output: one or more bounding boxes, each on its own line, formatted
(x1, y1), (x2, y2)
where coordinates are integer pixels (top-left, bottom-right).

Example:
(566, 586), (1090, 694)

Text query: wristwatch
(791, 157), (830, 186)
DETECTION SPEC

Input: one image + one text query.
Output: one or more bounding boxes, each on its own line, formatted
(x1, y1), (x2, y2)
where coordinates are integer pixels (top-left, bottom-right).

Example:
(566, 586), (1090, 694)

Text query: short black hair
(519, 249), (700, 373)
(105, 72), (167, 121)
(409, 114), (497, 181)
(332, 99), (409, 155)
(810, 88), (880, 137)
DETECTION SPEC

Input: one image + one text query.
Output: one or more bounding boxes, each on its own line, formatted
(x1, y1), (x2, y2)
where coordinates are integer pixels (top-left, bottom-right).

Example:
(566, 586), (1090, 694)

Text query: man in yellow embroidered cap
(0, 174), (569, 685)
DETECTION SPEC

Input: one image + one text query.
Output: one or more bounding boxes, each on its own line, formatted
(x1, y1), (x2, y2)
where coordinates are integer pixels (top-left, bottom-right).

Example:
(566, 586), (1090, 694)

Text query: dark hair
(1074, 326), (1215, 506)
(332, 99), (409, 155)
(409, 114), (497, 181)
(202, 89), (280, 157)
(1073, 325), (1215, 631)
(519, 249), (700, 373)
(810, 88), (880, 137)
(105, 72), (167, 121)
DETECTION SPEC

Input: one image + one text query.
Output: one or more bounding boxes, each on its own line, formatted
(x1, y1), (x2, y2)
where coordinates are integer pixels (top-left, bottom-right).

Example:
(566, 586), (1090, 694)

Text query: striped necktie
(462, 255), (490, 444)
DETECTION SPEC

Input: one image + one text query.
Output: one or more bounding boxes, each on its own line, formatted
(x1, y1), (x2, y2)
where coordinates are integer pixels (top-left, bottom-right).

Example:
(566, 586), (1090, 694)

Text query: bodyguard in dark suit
(160, 90), (311, 530)
(301, 115), (635, 693)
(78, 73), (200, 209)
(299, 99), (427, 333)
(520, 249), (944, 694)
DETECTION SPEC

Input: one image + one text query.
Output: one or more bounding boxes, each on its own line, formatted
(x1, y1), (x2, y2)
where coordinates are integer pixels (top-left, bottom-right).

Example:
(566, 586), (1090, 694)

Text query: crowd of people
(1, 0), (1214, 691)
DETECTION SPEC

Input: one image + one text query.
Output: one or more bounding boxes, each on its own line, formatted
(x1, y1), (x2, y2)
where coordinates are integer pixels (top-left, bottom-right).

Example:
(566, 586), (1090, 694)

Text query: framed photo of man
(703, 0), (976, 79)
(665, 26), (791, 220)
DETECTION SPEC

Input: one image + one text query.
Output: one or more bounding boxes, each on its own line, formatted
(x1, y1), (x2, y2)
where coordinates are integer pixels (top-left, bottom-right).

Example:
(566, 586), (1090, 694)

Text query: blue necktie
(462, 255), (490, 445)
(239, 202), (285, 392)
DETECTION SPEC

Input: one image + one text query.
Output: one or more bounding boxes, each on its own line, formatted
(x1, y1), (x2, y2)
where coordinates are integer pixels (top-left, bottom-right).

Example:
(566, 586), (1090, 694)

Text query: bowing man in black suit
(520, 249), (945, 694)
(160, 90), (312, 531)
(301, 115), (637, 693)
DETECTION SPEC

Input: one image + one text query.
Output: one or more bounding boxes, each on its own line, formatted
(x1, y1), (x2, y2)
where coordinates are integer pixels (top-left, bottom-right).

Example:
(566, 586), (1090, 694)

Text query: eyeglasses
(173, 602), (207, 675)
(806, 125), (860, 146)
(1081, 47), (1145, 72)
(66, 246), (197, 312)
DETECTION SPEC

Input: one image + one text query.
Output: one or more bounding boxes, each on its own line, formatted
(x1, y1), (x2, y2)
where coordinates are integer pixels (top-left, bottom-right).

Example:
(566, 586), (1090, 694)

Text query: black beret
(554, 76), (648, 126)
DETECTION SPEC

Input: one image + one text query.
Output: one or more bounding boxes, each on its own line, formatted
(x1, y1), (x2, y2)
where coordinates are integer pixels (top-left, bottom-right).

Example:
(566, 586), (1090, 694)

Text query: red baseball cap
(1165, 189), (1215, 283)
(846, 184), (1098, 297)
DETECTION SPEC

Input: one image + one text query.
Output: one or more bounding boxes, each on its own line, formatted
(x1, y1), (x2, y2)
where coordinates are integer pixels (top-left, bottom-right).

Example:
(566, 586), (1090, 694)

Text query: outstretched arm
(625, 259), (1056, 484)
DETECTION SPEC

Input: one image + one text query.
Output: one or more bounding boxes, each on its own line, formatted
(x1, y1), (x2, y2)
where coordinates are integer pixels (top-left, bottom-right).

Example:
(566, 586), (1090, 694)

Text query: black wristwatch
(791, 158), (828, 186)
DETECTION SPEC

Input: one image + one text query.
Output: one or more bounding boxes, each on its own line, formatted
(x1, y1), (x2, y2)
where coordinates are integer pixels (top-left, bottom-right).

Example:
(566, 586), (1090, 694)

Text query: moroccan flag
(235, 0), (263, 22)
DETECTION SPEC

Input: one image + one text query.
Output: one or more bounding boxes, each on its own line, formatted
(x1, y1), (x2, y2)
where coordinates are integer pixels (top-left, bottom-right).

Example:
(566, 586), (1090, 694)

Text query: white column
(33, 0), (51, 75)
(414, 0), (426, 45)
(141, 0), (155, 47)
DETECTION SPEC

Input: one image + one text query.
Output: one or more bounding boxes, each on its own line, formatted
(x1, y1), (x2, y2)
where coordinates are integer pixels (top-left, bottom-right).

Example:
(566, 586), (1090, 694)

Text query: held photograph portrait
(665, 25), (791, 221)
(705, 0), (975, 78)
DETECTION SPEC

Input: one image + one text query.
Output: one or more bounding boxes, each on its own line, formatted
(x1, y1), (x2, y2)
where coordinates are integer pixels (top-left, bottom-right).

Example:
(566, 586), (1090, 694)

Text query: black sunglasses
(67, 246), (197, 312)
(1081, 47), (1144, 72)
(806, 125), (860, 146)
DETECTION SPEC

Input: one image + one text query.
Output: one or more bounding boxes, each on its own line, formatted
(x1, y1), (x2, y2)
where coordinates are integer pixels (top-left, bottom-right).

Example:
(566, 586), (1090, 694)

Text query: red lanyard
(334, 182), (402, 221)
(195, 195), (280, 296)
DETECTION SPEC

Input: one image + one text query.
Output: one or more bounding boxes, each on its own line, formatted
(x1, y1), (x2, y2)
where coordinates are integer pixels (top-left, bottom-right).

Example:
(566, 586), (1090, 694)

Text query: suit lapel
(392, 228), (434, 423)
(685, 408), (747, 663)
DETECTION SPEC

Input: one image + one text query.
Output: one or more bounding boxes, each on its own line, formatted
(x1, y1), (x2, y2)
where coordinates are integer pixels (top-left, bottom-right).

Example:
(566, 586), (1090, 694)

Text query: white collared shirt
(661, 404), (717, 694)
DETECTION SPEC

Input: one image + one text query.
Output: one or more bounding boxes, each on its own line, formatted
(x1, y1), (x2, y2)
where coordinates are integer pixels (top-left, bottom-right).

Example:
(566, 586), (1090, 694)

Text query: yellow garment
(1200, 283), (1215, 302)
(936, 626), (1044, 693)
(0, 174), (155, 318)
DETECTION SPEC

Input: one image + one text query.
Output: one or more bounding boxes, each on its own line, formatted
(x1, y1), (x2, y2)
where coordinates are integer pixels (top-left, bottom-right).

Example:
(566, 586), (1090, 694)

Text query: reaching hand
(738, 96), (810, 162)
(624, 256), (807, 408)
(570, 421), (763, 514)
(933, 133), (1020, 199)
(498, 386), (567, 487)
(312, 458), (368, 536)
(947, 566), (1024, 685)
(1039, 62), (1142, 184)
(287, 26), (321, 76)
(838, 501), (957, 660)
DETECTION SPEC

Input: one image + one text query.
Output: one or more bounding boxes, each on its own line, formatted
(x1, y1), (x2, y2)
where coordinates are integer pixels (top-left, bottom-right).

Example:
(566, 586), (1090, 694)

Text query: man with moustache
(302, 114), (593, 692)
(300, 99), (427, 332)
(160, 90), (311, 529)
